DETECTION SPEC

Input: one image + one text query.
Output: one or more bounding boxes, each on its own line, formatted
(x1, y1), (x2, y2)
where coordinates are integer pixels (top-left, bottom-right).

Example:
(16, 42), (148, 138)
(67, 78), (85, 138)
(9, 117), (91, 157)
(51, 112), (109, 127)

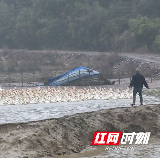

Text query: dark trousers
(133, 87), (143, 104)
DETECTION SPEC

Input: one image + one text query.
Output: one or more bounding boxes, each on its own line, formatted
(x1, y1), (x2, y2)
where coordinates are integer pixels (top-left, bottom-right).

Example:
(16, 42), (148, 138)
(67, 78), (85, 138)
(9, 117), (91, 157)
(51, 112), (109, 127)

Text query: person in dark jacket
(129, 69), (149, 106)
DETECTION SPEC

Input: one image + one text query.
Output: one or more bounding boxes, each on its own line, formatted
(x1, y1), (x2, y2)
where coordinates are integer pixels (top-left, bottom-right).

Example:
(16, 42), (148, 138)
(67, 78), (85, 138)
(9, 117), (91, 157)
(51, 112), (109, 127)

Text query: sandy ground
(0, 104), (160, 158)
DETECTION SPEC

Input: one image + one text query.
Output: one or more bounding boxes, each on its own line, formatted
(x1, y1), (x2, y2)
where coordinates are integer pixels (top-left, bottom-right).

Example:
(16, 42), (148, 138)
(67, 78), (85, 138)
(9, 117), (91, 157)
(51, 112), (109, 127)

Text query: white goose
(0, 86), (133, 105)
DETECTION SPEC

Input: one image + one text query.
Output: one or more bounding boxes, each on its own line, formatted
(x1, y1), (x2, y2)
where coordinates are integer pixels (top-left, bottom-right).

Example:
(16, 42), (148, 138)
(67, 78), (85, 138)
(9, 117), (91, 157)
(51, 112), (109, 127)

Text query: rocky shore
(0, 104), (160, 158)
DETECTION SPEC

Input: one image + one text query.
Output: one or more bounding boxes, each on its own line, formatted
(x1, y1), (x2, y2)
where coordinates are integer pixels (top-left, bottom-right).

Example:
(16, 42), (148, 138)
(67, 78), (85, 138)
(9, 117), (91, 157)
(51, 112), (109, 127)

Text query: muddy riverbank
(0, 104), (160, 158)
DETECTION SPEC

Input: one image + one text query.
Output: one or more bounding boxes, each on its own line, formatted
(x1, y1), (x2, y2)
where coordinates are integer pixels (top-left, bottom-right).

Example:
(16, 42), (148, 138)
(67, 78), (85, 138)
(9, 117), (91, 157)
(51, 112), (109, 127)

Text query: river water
(89, 139), (160, 158)
(0, 89), (159, 124)
(0, 88), (160, 158)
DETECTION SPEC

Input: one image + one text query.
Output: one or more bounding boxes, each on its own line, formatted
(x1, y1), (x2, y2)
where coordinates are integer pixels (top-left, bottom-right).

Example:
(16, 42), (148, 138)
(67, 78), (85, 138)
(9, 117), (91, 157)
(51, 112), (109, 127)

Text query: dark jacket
(130, 73), (149, 88)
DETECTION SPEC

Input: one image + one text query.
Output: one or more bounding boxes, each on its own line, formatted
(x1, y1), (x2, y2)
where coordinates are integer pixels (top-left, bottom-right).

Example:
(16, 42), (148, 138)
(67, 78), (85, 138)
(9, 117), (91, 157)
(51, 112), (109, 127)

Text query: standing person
(129, 69), (149, 106)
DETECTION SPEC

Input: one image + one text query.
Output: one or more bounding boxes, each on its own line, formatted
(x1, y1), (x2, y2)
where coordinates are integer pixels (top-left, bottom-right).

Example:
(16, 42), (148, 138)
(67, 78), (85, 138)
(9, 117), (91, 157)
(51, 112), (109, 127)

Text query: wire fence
(0, 68), (157, 88)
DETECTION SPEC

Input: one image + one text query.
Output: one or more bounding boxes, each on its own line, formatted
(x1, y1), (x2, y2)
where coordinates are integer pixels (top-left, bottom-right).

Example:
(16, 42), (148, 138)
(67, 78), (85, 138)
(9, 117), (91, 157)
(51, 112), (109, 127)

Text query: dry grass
(0, 50), (123, 82)
(0, 49), (157, 85)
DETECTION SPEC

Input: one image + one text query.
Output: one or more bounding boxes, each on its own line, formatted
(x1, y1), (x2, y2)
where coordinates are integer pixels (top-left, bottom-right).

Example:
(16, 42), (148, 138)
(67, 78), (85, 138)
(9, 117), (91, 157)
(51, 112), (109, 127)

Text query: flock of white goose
(0, 87), (133, 105)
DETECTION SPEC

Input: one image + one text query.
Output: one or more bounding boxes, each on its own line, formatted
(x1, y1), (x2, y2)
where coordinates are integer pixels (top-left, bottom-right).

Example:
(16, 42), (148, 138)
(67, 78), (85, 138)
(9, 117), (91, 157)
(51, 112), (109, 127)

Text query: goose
(0, 86), (133, 106)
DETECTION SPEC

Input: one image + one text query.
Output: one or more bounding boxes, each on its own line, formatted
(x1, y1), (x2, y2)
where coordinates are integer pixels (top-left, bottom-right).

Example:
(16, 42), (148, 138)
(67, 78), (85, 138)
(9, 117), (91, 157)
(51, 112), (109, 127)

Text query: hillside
(0, 49), (160, 87)
(0, 0), (160, 52)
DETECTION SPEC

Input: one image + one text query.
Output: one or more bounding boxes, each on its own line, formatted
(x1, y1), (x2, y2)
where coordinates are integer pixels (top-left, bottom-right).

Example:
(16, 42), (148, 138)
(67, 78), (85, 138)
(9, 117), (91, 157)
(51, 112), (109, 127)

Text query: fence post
(98, 73), (100, 85)
(55, 71), (57, 77)
(119, 68), (120, 84)
(68, 73), (69, 85)
(21, 72), (23, 87)
(109, 68), (110, 82)
(79, 69), (81, 79)
(9, 73), (11, 87)
(89, 70), (90, 85)
(43, 70), (45, 81)
(79, 69), (81, 85)
(33, 72), (35, 87)
(151, 68), (152, 83)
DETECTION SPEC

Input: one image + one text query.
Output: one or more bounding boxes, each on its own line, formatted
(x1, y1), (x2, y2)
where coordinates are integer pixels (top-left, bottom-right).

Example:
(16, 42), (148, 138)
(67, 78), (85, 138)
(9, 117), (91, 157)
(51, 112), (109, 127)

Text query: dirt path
(1, 49), (160, 64)
(119, 52), (160, 66)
